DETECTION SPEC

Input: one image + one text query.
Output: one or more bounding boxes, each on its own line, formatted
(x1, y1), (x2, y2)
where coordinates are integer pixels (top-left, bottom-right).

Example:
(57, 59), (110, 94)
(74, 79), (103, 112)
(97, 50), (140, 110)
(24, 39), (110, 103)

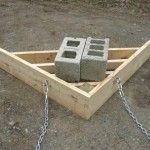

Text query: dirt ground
(0, 0), (150, 150)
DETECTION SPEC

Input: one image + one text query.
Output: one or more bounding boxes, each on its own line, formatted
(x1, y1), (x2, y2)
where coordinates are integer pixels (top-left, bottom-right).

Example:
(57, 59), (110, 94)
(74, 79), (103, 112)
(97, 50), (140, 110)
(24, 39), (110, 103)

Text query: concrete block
(81, 37), (109, 81)
(55, 37), (86, 82)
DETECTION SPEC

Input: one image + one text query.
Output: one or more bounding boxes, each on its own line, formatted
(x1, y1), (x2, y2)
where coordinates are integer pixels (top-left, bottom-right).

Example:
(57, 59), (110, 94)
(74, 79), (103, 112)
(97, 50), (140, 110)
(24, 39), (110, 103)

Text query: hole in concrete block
(67, 40), (80, 47)
(88, 51), (104, 57)
(62, 51), (76, 58)
(90, 40), (105, 44)
(89, 45), (104, 50)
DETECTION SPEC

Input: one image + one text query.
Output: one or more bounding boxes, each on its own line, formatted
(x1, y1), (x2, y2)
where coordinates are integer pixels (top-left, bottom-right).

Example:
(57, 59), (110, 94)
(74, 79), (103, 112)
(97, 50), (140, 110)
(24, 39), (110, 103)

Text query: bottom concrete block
(81, 38), (109, 81)
(81, 58), (107, 81)
(55, 60), (80, 82)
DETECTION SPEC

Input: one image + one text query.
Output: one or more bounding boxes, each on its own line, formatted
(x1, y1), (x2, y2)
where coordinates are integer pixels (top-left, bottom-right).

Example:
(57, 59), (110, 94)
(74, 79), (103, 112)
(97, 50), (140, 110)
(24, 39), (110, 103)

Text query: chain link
(36, 80), (49, 150)
(115, 77), (150, 139)
(35, 77), (150, 149)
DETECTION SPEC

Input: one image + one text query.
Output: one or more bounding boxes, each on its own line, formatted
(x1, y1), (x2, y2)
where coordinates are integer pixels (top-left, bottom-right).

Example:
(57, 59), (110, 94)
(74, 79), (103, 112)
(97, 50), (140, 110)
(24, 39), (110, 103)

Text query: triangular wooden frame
(0, 40), (150, 119)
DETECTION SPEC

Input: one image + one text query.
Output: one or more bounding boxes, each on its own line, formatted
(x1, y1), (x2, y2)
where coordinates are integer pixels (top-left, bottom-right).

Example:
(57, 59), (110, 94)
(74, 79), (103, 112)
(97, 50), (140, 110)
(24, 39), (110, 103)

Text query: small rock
(137, 29), (142, 32)
(25, 128), (29, 134)
(29, 109), (33, 113)
(8, 140), (11, 143)
(9, 120), (15, 126)
(141, 78), (144, 82)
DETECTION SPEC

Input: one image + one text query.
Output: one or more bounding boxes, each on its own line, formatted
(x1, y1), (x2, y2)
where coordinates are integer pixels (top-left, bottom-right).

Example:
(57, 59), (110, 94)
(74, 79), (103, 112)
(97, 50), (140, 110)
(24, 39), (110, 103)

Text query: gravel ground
(0, 0), (150, 150)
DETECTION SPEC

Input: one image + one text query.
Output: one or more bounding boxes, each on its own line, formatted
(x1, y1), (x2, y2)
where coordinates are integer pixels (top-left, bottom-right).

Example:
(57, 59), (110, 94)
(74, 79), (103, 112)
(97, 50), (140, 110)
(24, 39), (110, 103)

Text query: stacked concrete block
(81, 37), (109, 81)
(54, 37), (86, 82)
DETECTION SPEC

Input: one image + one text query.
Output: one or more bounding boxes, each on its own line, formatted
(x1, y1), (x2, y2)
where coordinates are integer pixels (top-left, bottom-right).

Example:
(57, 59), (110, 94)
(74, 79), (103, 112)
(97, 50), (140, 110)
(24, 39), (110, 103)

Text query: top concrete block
(55, 37), (86, 82)
(82, 37), (109, 61)
(55, 37), (86, 61)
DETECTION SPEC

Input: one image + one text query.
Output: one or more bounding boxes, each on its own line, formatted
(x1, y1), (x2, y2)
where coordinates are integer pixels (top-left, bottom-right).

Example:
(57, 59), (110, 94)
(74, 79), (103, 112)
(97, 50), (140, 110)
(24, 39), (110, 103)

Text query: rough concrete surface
(0, 0), (150, 150)
(55, 37), (86, 82)
(81, 37), (109, 81)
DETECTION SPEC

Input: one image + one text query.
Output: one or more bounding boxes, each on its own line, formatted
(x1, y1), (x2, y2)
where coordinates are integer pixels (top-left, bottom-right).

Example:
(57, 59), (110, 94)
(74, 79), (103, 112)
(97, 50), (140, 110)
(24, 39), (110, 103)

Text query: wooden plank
(33, 63), (55, 73)
(0, 48), (92, 119)
(36, 66), (113, 87)
(12, 50), (58, 63)
(71, 82), (99, 87)
(49, 71), (113, 87)
(88, 40), (150, 117)
(69, 71), (113, 87)
(108, 48), (138, 59)
(107, 59), (126, 70)
(0, 44), (147, 120)
(32, 59), (126, 74)
(12, 48), (138, 63)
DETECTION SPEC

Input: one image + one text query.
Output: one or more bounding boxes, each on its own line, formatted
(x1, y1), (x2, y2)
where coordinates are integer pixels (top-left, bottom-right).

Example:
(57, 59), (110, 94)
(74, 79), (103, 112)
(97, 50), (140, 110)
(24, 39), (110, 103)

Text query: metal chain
(115, 77), (150, 139)
(36, 80), (49, 150)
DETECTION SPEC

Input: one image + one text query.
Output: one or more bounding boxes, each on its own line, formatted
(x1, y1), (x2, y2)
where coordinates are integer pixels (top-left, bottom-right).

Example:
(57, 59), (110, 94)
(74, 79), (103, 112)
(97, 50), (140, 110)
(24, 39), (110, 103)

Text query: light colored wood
(0, 48), (92, 119)
(88, 40), (150, 117)
(12, 50), (58, 63)
(108, 48), (138, 59)
(71, 82), (98, 87)
(70, 71), (113, 87)
(32, 63), (55, 73)
(0, 43), (149, 119)
(37, 67), (113, 87)
(12, 48), (138, 63)
(107, 59), (126, 70)
(32, 59), (126, 74)
(50, 71), (113, 87)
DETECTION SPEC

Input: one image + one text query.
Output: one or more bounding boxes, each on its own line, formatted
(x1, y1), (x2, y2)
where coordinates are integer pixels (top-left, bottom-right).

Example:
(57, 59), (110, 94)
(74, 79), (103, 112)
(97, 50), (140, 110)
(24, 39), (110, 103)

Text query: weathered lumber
(0, 43), (149, 119)
(88, 40), (150, 117)
(0, 48), (91, 119)
(31, 59), (126, 74)
(12, 48), (138, 63)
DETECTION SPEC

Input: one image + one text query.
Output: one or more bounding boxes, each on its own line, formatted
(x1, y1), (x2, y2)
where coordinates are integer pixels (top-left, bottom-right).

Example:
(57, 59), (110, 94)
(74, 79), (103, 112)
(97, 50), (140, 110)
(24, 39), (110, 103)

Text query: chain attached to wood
(36, 80), (49, 150)
(115, 77), (150, 139)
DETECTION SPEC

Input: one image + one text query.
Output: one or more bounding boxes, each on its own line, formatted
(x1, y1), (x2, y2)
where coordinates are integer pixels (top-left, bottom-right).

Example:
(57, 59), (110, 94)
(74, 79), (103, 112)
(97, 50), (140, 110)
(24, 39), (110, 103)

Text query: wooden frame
(0, 40), (150, 119)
